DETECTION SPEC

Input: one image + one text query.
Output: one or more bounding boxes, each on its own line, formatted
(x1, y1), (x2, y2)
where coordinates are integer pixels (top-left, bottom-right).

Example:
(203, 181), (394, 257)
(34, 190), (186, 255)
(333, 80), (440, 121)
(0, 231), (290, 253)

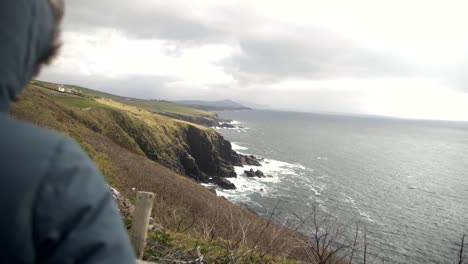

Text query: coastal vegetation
(11, 81), (466, 263)
(12, 82), (305, 263)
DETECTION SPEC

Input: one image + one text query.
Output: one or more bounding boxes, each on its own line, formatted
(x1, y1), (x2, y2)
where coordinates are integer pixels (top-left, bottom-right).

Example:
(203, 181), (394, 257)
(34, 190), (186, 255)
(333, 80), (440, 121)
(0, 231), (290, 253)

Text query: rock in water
(211, 177), (236, 189)
(240, 154), (262, 166)
(244, 169), (256, 177)
(255, 170), (265, 177)
(218, 122), (236, 128)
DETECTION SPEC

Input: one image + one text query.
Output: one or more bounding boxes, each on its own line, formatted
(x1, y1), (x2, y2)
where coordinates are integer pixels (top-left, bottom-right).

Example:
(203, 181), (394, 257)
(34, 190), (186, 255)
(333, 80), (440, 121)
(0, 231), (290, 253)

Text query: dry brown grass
(81, 127), (310, 261)
(11, 85), (362, 263)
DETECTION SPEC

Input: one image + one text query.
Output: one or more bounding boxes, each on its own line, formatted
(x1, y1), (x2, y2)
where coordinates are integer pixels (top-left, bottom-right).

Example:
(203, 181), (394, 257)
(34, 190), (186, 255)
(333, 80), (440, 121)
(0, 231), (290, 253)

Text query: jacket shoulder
(0, 114), (67, 155)
(0, 114), (71, 184)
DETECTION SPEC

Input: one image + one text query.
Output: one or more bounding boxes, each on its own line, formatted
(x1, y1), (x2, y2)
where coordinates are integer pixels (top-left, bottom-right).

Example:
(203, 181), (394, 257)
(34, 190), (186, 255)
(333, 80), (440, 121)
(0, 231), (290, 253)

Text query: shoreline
(209, 119), (308, 206)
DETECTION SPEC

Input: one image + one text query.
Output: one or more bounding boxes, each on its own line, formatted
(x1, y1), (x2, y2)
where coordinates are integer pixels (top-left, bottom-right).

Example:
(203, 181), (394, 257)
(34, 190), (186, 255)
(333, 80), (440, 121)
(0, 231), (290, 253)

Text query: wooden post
(131, 191), (155, 259)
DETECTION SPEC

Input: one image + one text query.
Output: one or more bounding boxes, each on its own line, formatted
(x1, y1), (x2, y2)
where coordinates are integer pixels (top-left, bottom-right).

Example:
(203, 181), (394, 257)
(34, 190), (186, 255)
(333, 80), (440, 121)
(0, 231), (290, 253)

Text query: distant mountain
(238, 100), (271, 110)
(175, 99), (251, 111)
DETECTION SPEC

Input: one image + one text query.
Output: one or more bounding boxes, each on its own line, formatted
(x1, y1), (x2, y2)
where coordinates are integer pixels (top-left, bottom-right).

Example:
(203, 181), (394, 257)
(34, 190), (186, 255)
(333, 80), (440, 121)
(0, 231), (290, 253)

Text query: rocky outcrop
(110, 187), (134, 221)
(244, 169), (265, 178)
(211, 177), (236, 190)
(110, 187), (163, 233)
(159, 112), (218, 127)
(240, 155), (262, 166)
(184, 125), (239, 184)
(181, 126), (266, 188)
(255, 170), (265, 177)
(71, 104), (262, 190)
(244, 169), (256, 177)
(179, 152), (203, 182)
(218, 122), (236, 128)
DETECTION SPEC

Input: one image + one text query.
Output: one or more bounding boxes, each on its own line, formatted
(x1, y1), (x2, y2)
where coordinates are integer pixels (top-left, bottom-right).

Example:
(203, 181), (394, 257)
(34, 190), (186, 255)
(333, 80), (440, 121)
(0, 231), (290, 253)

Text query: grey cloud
(63, 0), (412, 83)
(47, 0), (443, 117)
(64, 0), (227, 43)
(223, 29), (412, 83)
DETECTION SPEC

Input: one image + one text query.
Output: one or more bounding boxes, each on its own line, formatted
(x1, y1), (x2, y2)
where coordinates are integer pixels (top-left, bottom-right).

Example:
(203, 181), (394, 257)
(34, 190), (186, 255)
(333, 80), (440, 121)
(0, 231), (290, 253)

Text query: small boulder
(244, 169), (256, 177)
(241, 155), (262, 166)
(211, 177), (236, 190)
(255, 170), (265, 177)
(219, 165), (237, 178)
(218, 122), (236, 128)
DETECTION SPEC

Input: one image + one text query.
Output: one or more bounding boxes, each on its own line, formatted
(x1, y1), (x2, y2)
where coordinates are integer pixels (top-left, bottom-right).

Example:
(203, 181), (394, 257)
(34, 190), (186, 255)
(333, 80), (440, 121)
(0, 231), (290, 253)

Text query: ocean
(211, 110), (468, 264)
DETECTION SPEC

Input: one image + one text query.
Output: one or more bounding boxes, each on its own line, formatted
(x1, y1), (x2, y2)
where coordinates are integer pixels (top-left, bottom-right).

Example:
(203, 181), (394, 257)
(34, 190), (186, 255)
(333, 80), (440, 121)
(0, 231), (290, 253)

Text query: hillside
(34, 80), (221, 127)
(27, 81), (263, 189)
(10, 81), (314, 263)
(175, 99), (252, 111)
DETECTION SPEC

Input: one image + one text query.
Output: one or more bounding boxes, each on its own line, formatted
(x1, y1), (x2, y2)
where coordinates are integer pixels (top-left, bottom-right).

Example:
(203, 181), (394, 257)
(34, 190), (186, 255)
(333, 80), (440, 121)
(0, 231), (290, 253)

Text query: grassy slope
(33, 80), (216, 118)
(29, 82), (207, 174)
(11, 84), (308, 263)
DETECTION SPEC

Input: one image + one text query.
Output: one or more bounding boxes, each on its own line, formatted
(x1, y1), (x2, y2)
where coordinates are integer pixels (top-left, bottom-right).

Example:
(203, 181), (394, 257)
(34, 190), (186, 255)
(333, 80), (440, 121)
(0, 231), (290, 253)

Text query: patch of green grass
(30, 80), (59, 91)
(33, 79), (218, 127)
(28, 84), (59, 95)
(53, 96), (108, 109)
(43, 81), (215, 117)
(120, 98), (215, 117)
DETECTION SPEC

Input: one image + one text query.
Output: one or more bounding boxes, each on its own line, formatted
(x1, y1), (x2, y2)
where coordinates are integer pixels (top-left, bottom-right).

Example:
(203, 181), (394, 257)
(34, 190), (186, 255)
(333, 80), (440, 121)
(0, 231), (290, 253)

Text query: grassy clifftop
(10, 82), (311, 263)
(24, 81), (244, 188)
(33, 80), (220, 127)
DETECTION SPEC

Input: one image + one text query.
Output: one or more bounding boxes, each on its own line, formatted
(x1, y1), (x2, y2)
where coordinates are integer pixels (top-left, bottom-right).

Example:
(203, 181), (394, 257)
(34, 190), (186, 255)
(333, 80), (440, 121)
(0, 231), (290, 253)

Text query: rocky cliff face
(159, 112), (219, 127)
(73, 107), (259, 189)
(183, 125), (240, 188)
(13, 86), (259, 190)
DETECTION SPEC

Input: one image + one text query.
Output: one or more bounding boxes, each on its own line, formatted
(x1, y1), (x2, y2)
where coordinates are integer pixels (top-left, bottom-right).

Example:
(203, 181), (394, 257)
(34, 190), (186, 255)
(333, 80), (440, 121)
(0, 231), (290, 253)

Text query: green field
(53, 96), (109, 109)
(46, 82), (216, 118)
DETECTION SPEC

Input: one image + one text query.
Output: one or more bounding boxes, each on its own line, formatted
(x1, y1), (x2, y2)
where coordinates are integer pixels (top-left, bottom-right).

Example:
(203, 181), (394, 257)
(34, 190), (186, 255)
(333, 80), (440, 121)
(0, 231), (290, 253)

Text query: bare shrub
(459, 235), (466, 264)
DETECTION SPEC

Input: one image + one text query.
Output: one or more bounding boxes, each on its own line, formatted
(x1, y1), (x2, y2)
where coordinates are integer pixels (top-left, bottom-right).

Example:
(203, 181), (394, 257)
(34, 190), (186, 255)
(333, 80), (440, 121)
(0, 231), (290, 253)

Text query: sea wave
(213, 120), (249, 131)
(344, 194), (375, 222)
(231, 142), (249, 152)
(216, 157), (306, 203)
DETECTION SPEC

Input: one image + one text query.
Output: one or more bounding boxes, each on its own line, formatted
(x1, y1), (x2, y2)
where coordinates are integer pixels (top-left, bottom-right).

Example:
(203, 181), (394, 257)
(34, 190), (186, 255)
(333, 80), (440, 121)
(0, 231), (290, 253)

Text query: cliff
(12, 83), (258, 190)
(10, 83), (308, 263)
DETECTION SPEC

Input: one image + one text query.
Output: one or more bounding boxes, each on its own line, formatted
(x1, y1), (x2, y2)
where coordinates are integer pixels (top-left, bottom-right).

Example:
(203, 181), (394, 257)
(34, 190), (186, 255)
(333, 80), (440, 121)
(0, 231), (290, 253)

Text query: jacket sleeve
(33, 138), (136, 264)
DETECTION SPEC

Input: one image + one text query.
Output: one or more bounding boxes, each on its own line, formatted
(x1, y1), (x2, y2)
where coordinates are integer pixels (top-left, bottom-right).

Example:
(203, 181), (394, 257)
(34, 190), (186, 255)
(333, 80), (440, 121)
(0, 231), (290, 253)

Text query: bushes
(13, 85), (467, 264)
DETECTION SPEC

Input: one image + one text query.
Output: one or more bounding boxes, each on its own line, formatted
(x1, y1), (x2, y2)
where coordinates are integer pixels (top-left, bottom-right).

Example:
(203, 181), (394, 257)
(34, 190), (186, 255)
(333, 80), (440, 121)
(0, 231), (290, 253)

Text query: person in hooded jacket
(0, 0), (136, 263)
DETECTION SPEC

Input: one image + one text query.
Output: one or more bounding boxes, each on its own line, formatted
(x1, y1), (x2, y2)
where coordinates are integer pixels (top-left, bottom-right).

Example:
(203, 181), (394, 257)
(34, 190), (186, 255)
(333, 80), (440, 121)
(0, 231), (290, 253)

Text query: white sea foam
(231, 142), (249, 152)
(214, 120), (249, 132)
(344, 195), (375, 223)
(358, 211), (375, 223)
(216, 157), (306, 203)
(214, 126), (249, 132)
(307, 183), (324, 196)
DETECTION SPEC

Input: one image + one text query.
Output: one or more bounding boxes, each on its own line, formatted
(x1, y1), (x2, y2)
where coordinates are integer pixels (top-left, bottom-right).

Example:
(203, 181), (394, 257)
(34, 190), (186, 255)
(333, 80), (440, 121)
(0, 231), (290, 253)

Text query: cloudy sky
(41, 0), (468, 121)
